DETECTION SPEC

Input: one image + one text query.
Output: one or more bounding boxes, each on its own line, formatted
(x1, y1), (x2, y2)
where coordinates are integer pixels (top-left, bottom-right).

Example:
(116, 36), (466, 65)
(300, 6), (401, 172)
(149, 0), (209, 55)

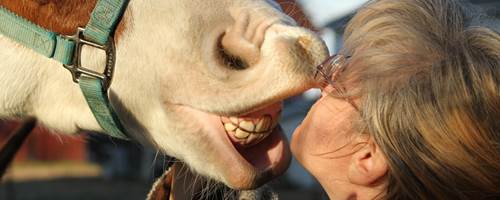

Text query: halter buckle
(62, 27), (116, 89)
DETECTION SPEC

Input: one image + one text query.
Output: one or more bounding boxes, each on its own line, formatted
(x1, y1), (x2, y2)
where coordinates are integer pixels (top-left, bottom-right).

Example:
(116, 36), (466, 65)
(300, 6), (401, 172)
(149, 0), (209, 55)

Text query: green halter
(0, 0), (130, 139)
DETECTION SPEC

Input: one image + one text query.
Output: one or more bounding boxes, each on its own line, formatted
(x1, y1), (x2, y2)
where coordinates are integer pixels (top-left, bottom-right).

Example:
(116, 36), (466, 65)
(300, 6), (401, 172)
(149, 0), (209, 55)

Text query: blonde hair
(340, 0), (500, 199)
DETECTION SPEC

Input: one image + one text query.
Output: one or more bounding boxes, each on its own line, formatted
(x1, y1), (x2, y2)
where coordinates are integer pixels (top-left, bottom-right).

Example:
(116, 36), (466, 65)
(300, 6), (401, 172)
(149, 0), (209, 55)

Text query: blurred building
(0, 121), (87, 163)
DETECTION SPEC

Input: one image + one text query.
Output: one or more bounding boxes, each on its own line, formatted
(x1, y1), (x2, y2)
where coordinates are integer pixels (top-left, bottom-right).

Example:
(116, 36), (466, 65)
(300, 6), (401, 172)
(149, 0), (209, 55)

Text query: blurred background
(0, 0), (498, 199)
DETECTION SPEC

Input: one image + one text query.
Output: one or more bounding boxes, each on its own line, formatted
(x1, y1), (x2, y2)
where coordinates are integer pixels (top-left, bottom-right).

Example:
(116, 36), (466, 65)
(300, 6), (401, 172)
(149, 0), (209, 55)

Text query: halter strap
(0, 0), (130, 139)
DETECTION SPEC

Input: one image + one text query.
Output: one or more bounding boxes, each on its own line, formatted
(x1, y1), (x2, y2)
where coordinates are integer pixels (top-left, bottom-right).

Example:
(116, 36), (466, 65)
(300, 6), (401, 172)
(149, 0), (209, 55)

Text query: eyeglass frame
(314, 54), (359, 111)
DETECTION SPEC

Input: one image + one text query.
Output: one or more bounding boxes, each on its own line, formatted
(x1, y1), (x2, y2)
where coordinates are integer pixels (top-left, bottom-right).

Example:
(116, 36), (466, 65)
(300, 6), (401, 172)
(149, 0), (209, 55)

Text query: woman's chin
(290, 122), (304, 159)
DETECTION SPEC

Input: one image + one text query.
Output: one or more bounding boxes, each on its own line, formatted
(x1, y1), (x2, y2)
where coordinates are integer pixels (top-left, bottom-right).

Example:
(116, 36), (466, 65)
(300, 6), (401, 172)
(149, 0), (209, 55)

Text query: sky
(297, 0), (369, 27)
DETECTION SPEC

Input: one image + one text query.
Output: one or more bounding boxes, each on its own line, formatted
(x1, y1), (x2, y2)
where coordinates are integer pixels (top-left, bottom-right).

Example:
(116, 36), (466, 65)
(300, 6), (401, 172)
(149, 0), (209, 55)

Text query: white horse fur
(0, 0), (327, 189)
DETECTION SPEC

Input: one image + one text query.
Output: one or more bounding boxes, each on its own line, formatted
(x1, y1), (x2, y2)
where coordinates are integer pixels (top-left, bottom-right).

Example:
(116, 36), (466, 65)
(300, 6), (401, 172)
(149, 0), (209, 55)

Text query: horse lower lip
(226, 125), (291, 189)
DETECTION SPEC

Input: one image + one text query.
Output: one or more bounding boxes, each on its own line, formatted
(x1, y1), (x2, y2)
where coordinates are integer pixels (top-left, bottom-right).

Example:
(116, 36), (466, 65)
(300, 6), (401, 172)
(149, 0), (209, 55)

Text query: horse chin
(169, 102), (291, 189)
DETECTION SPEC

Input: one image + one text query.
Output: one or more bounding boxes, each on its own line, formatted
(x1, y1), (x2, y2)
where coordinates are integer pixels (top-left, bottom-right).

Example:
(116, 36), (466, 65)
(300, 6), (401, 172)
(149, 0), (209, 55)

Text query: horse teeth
(229, 117), (239, 124)
(239, 120), (255, 132)
(246, 133), (255, 139)
(224, 114), (278, 144)
(255, 118), (265, 132)
(224, 123), (237, 132)
(255, 116), (271, 132)
(247, 133), (259, 143)
(235, 128), (250, 139)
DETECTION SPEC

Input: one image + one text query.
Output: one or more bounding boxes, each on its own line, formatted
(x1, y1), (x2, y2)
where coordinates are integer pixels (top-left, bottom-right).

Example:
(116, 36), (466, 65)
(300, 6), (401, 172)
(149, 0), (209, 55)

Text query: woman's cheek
(291, 96), (352, 164)
(291, 119), (308, 163)
(291, 105), (325, 166)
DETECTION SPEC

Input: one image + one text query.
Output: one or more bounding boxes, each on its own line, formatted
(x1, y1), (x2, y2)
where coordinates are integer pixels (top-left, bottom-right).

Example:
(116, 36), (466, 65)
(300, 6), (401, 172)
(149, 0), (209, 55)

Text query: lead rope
(0, 118), (37, 179)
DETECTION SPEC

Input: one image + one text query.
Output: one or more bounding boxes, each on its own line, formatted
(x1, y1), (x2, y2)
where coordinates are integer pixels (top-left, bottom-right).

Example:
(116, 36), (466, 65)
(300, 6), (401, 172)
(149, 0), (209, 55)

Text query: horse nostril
(217, 34), (250, 70)
(215, 10), (272, 70)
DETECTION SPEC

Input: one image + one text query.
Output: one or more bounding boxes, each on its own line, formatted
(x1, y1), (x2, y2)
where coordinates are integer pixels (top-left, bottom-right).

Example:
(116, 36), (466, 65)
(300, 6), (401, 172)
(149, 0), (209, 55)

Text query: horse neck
(0, 0), (135, 132)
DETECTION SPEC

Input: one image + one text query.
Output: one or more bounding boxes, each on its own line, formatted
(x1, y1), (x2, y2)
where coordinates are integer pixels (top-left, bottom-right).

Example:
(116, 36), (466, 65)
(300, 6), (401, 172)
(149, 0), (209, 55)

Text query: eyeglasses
(314, 54), (359, 111)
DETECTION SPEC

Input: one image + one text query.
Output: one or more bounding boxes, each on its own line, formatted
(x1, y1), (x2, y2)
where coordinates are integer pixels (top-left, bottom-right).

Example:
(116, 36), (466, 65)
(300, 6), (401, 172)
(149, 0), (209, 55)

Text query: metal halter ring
(62, 27), (116, 89)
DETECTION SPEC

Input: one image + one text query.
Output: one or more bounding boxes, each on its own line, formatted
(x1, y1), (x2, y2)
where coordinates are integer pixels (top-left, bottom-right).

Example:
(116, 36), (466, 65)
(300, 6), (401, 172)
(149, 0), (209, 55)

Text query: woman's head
(292, 0), (500, 199)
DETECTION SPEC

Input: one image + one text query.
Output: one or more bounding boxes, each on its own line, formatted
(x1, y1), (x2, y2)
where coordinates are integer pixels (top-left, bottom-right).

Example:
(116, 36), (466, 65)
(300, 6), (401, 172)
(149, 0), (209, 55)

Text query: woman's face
(291, 86), (361, 198)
